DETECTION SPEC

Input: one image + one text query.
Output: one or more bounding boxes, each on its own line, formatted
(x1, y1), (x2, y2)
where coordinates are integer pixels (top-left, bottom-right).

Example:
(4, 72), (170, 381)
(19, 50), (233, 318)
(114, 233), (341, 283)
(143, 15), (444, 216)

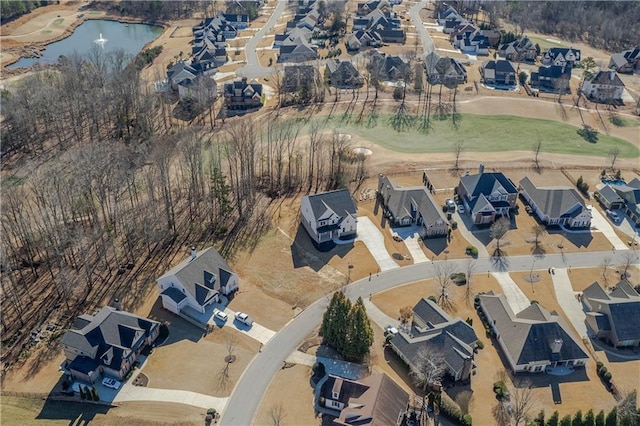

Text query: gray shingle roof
(305, 189), (357, 221)
(479, 293), (588, 367)
(584, 281), (640, 342)
(519, 177), (586, 219)
(161, 287), (187, 304)
(159, 247), (235, 306)
(588, 70), (625, 87)
(378, 176), (446, 227)
(413, 298), (449, 327)
(597, 185), (624, 204)
(460, 172), (518, 199)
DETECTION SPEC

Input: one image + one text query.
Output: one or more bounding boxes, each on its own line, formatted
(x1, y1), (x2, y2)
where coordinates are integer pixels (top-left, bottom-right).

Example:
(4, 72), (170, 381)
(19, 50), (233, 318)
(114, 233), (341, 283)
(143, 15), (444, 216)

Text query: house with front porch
(518, 177), (592, 228)
(157, 246), (239, 319)
(583, 280), (640, 348)
(300, 189), (358, 245)
(388, 298), (478, 382)
(457, 168), (519, 224)
(581, 70), (626, 103)
(542, 47), (581, 68)
(61, 306), (160, 384)
(611, 178), (640, 227)
(377, 174), (449, 238)
(479, 292), (589, 374)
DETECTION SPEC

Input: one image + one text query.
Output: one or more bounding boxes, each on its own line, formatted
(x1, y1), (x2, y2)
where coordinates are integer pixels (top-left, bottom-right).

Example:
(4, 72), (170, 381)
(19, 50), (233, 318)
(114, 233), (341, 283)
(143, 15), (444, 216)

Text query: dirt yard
(254, 364), (318, 426)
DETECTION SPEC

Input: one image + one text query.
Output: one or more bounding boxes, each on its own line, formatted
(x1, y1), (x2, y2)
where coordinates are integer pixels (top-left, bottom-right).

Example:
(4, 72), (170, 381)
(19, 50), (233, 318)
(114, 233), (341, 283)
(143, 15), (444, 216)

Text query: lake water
(7, 19), (163, 69)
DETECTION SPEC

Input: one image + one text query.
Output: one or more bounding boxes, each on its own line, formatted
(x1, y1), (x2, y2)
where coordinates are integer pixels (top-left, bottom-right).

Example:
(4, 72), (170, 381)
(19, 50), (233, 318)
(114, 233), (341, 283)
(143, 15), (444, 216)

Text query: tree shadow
(491, 253), (510, 271)
(576, 125), (599, 143)
(37, 397), (112, 425)
(423, 237), (448, 256)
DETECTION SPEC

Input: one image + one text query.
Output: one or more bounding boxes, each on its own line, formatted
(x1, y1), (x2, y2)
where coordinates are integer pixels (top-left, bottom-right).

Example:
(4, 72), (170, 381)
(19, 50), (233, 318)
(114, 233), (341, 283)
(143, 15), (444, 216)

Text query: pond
(7, 19), (163, 69)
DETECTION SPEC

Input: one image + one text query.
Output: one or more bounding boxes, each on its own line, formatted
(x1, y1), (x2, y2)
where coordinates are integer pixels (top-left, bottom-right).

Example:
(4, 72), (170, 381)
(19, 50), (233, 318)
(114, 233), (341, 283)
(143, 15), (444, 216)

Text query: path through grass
(295, 114), (639, 158)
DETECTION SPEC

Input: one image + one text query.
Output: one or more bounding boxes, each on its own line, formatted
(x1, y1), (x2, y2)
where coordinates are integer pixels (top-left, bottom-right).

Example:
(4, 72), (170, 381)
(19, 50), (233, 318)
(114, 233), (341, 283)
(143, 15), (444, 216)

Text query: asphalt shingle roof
(519, 177), (586, 219)
(378, 176), (446, 227)
(305, 189), (357, 222)
(584, 281), (640, 342)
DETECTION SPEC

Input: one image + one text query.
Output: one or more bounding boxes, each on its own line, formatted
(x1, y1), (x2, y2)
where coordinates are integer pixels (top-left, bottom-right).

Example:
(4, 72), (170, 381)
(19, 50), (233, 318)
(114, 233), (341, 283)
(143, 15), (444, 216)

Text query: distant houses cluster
(273, 0), (321, 63)
(350, 0), (405, 48)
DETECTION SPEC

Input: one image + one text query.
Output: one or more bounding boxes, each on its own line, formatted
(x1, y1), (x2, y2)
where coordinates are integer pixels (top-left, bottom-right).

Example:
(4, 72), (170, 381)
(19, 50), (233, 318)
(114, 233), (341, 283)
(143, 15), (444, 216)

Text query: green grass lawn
(528, 36), (566, 50)
(52, 18), (64, 25)
(296, 114), (639, 158)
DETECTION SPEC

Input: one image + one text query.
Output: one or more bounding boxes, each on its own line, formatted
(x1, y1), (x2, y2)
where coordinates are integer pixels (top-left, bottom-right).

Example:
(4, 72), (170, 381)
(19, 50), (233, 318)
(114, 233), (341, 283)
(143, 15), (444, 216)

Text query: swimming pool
(601, 179), (626, 186)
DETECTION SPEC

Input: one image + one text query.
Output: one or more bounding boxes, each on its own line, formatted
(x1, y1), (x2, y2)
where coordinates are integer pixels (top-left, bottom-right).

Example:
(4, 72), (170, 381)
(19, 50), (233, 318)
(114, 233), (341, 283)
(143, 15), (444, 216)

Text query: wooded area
(0, 0), (52, 24)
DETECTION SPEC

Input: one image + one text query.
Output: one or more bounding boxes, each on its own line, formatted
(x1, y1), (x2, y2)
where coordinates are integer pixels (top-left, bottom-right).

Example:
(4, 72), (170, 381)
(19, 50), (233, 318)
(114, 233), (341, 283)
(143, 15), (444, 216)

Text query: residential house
(424, 52), (467, 86)
(222, 13), (250, 29)
(368, 52), (409, 81)
(498, 37), (537, 62)
(356, 0), (389, 16)
(542, 47), (581, 68)
(278, 38), (318, 62)
(325, 59), (364, 89)
(442, 16), (465, 34)
(457, 167), (519, 224)
(177, 76), (217, 101)
(61, 306), (160, 384)
(480, 29), (500, 48)
(449, 22), (478, 43)
(530, 65), (571, 93)
(167, 61), (199, 90)
(437, 5), (461, 26)
(389, 298), (479, 382)
(611, 178), (640, 226)
(346, 30), (382, 51)
(157, 247), (239, 318)
(609, 47), (640, 74)
(594, 185), (625, 211)
(581, 70), (626, 103)
(223, 78), (263, 110)
(375, 28), (406, 44)
(518, 177), (592, 228)
(583, 280), (640, 348)
(319, 372), (408, 425)
(300, 189), (357, 245)
(481, 59), (517, 87)
(352, 16), (372, 31)
(355, 8), (405, 43)
(282, 64), (317, 93)
(479, 292), (589, 373)
(454, 31), (490, 55)
(377, 174), (449, 238)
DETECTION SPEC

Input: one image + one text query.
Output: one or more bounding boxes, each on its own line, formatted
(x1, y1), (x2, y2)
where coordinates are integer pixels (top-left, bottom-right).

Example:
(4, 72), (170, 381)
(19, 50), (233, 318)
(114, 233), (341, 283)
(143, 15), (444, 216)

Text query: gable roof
(159, 247), (235, 305)
(584, 281), (640, 342)
(305, 189), (357, 222)
(378, 175), (447, 227)
(460, 172), (518, 199)
(519, 177), (587, 219)
(545, 47), (581, 62)
(479, 293), (588, 366)
(424, 52), (466, 86)
(597, 185), (625, 205)
(482, 59), (516, 74)
(587, 70), (625, 87)
(413, 297), (449, 326)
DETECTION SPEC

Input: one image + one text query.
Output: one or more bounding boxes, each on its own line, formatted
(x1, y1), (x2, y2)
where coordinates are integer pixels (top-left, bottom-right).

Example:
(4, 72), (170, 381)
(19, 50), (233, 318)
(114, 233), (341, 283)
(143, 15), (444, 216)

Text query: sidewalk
(492, 272), (530, 313)
(362, 298), (398, 330)
(551, 268), (588, 338)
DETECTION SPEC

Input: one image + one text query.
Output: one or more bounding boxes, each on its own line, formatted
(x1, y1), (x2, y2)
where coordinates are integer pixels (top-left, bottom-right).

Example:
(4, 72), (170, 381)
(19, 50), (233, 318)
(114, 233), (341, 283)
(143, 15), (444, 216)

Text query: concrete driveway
(390, 225), (429, 263)
(114, 383), (228, 411)
(551, 268), (588, 338)
(356, 216), (399, 271)
(590, 208), (628, 250)
(214, 306), (276, 345)
(492, 272), (530, 313)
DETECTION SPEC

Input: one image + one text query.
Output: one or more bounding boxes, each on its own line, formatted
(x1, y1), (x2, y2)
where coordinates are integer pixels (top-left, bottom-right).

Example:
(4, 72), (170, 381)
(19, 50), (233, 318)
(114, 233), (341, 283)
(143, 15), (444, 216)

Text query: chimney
(610, 70), (615, 81)
(478, 163), (484, 174)
(550, 338), (563, 354)
(332, 378), (343, 400)
(241, 76), (248, 83)
(191, 246), (197, 261)
(113, 298), (122, 311)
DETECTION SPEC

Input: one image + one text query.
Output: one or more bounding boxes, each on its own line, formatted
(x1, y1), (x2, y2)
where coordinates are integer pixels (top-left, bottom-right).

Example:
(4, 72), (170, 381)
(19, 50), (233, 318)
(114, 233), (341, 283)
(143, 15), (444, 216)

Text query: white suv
(213, 309), (228, 322)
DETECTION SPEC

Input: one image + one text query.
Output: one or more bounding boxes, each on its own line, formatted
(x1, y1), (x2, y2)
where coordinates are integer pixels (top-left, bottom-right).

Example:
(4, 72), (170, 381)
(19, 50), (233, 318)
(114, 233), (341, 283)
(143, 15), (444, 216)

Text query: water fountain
(94, 33), (107, 45)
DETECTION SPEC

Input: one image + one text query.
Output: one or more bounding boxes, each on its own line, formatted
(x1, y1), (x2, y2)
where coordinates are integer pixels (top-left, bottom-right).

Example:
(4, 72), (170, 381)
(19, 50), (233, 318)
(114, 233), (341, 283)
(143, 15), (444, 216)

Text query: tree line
(0, 0), (51, 24)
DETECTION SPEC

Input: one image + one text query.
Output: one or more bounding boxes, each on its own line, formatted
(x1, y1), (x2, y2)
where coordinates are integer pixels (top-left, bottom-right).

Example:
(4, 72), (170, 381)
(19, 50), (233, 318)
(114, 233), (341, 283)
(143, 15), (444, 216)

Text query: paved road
(410, 1), (435, 56)
(236, 0), (287, 79)
(219, 249), (634, 425)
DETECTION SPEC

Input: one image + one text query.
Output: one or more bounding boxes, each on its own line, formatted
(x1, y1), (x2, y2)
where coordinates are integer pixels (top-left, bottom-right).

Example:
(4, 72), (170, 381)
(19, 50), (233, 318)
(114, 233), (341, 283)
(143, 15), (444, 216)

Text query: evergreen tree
(596, 410), (606, 426)
(79, 386), (85, 400)
(320, 291), (351, 351)
(344, 297), (374, 362)
(605, 407), (618, 426)
(546, 411), (560, 426)
(573, 410), (582, 426)
(559, 415), (572, 426)
(91, 387), (99, 401)
(584, 409), (596, 426)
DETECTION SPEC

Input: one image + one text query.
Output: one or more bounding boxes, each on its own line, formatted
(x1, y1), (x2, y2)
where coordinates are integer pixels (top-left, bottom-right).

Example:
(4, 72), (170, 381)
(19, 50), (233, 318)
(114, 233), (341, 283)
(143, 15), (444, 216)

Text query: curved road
(220, 250), (635, 425)
(410, 0), (434, 55)
(236, 0), (288, 79)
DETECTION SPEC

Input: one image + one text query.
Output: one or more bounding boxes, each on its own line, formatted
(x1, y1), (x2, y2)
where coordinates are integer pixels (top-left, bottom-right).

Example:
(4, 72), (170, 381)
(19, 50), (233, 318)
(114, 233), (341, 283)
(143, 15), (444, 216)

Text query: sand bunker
(352, 147), (373, 156)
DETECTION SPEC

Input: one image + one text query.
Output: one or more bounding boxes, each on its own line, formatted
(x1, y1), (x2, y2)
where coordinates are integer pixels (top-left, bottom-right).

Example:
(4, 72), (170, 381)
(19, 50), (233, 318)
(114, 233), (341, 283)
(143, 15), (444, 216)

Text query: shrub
(603, 371), (612, 381)
(438, 392), (463, 422)
(466, 246), (478, 256)
(442, 205), (449, 212)
(493, 381), (507, 398)
(393, 86), (403, 101)
(462, 414), (472, 425)
(530, 300), (539, 305)
(428, 295), (437, 303)
(312, 362), (326, 378)
(596, 361), (604, 370)
(450, 272), (467, 285)
(91, 387), (99, 401)
(451, 221), (458, 230)
(476, 340), (484, 350)
(598, 366), (608, 376)
(465, 317), (473, 326)
(207, 408), (217, 415)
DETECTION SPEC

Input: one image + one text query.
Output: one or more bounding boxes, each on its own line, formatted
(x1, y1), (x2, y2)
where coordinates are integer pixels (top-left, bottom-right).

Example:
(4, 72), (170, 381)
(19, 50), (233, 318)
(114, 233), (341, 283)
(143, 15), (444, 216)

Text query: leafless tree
(511, 379), (535, 426)
(617, 390), (639, 425)
(452, 140), (465, 172)
(601, 255), (613, 287)
(492, 401), (511, 426)
(411, 347), (446, 391)
(531, 224), (545, 254)
(268, 402), (287, 426)
(620, 251), (636, 280)
(608, 147), (621, 171)
(434, 261), (455, 311)
(490, 217), (511, 258)
(463, 258), (476, 305)
(532, 139), (543, 172)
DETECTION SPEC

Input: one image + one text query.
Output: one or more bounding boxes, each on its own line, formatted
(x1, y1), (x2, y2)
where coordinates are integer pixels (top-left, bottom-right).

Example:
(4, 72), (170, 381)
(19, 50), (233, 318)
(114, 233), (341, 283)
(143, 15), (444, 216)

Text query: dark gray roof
(483, 59), (516, 74)
(519, 177), (586, 219)
(159, 247), (235, 306)
(424, 52), (466, 87)
(597, 185), (624, 204)
(413, 298), (448, 326)
(583, 281), (610, 301)
(378, 176), (446, 227)
(588, 70), (625, 87)
(468, 193), (494, 215)
(479, 293), (588, 367)
(68, 356), (99, 375)
(460, 172), (518, 199)
(584, 281), (640, 341)
(545, 47), (581, 62)
(305, 189), (357, 222)
(161, 287), (187, 304)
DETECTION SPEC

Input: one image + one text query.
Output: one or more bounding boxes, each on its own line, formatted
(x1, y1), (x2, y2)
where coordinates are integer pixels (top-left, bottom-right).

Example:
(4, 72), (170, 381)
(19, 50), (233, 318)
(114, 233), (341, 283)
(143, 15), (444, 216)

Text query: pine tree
(79, 386), (85, 400)
(344, 297), (374, 362)
(91, 387), (99, 401)
(584, 409), (596, 426)
(573, 410), (583, 426)
(320, 291), (351, 351)
(596, 410), (606, 426)
(559, 414), (572, 426)
(546, 411), (560, 426)
(605, 407), (618, 426)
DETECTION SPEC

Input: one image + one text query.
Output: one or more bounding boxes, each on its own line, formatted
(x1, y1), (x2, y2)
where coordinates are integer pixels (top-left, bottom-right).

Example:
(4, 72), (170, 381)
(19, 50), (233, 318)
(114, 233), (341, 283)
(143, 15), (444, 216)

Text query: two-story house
(530, 64), (571, 93)
(377, 174), (449, 238)
(481, 59), (517, 87)
(389, 298), (479, 382)
(300, 189), (357, 245)
(424, 52), (467, 87)
(157, 246), (239, 319)
(479, 292), (589, 374)
(498, 37), (537, 62)
(61, 306), (160, 384)
(278, 37), (318, 63)
(542, 47), (581, 68)
(325, 59), (364, 89)
(368, 52), (409, 82)
(457, 167), (519, 224)
(346, 29), (382, 52)
(609, 47), (640, 74)
(223, 77), (263, 110)
(518, 177), (592, 228)
(581, 70), (626, 103)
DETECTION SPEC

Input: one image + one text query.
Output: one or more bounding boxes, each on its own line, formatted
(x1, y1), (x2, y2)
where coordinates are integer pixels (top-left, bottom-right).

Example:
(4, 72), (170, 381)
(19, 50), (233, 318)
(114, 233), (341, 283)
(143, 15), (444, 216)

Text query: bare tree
(608, 147), (621, 171)
(490, 217), (511, 258)
(434, 261), (456, 311)
(617, 390), (639, 425)
(492, 401), (511, 426)
(463, 258), (476, 305)
(601, 255), (613, 287)
(411, 346), (446, 391)
(268, 402), (287, 426)
(531, 224), (545, 254)
(620, 251), (636, 280)
(511, 379), (535, 426)
(532, 139), (543, 172)
(452, 140), (465, 172)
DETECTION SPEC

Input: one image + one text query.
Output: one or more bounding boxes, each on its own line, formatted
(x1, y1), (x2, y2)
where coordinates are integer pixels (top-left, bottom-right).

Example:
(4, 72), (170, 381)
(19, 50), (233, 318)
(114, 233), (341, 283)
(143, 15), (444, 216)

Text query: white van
(213, 309), (228, 322)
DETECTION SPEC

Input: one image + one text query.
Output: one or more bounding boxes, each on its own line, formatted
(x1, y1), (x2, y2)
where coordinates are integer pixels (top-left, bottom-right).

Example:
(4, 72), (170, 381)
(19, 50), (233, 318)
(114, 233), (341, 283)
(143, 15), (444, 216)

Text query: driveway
(114, 383), (228, 411)
(236, 0), (287, 79)
(214, 306), (276, 345)
(362, 298), (398, 330)
(492, 272), (530, 314)
(356, 216), (399, 271)
(551, 268), (588, 338)
(390, 225), (429, 263)
(285, 352), (367, 380)
(589, 208), (628, 250)
(410, 1), (435, 55)
(453, 211), (490, 257)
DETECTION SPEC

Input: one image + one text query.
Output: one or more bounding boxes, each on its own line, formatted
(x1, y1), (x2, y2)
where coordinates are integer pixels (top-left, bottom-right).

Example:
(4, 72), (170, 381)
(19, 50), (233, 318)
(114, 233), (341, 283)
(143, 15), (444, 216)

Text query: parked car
(235, 312), (254, 326)
(384, 325), (398, 335)
(445, 199), (456, 212)
(458, 204), (465, 214)
(607, 210), (621, 222)
(102, 377), (121, 390)
(214, 309), (228, 322)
